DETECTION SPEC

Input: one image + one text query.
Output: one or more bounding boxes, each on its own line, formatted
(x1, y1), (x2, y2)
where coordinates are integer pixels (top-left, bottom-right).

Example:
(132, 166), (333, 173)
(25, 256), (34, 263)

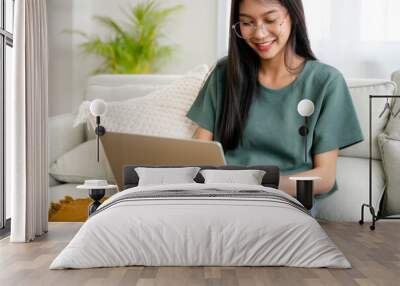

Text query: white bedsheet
(50, 183), (351, 269)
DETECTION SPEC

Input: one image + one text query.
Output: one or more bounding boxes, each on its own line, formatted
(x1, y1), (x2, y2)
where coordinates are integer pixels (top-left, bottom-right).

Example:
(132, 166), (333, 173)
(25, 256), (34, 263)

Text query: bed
(50, 165), (350, 269)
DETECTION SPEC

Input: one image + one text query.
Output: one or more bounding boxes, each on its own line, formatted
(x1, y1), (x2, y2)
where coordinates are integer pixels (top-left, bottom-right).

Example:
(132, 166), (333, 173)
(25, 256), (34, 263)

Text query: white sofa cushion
(340, 80), (397, 159)
(49, 140), (115, 184)
(49, 113), (86, 186)
(49, 113), (85, 165)
(315, 156), (385, 222)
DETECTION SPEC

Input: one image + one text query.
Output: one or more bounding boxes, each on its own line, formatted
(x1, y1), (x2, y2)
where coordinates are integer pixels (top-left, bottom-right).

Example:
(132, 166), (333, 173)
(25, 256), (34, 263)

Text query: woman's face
(238, 0), (291, 61)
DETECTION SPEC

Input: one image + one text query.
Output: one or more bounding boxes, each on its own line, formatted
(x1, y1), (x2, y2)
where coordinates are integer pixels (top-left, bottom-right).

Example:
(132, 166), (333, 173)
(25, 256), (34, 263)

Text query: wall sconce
(90, 99), (107, 162)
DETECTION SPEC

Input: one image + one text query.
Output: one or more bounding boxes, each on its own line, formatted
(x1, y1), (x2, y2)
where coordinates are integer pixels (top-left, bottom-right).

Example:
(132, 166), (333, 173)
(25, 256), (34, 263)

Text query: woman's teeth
(255, 40), (275, 51)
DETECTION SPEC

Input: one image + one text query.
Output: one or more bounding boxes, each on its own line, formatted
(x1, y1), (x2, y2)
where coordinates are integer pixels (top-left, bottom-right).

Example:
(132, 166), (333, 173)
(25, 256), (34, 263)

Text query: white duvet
(50, 183), (351, 269)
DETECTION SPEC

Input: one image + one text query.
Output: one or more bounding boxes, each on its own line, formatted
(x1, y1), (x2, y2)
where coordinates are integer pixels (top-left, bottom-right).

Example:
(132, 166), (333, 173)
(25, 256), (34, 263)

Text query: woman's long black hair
(219, 0), (317, 151)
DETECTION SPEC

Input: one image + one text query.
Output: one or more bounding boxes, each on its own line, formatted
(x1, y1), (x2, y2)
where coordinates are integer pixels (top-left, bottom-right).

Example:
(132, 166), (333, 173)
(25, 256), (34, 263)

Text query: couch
(48, 69), (399, 222)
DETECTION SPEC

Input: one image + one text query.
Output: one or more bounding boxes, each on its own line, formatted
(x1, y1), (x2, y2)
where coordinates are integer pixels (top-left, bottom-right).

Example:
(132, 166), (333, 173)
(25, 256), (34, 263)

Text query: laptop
(100, 132), (226, 190)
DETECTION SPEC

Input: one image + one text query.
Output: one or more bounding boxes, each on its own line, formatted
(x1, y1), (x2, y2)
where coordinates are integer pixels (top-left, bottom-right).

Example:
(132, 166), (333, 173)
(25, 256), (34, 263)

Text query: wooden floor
(0, 221), (399, 286)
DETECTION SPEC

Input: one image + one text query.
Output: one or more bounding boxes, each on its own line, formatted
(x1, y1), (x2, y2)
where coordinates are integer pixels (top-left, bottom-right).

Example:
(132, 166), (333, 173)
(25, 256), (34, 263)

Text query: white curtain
(9, 0), (49, 242)
(303, 0), (400, 79)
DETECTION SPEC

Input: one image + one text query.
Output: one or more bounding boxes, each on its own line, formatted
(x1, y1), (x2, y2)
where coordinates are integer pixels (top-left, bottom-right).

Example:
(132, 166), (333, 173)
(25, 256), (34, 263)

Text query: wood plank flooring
(0, 221), (399, 286)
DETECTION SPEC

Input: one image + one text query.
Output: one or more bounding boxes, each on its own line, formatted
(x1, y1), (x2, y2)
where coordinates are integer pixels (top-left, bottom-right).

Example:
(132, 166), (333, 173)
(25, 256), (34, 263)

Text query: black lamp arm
(94, 116), (106, 162)
(298, 116), (309, 163)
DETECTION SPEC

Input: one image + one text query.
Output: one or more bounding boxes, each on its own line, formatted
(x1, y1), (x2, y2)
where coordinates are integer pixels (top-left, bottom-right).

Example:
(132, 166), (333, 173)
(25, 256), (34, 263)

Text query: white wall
(47, 0), (218, 117)
(303, 0), (400, 80)
(47, 0), (74, 116)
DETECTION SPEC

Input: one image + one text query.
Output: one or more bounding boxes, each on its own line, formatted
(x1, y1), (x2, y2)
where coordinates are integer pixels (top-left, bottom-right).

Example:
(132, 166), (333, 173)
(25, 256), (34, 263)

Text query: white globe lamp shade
(297, 99), (315, 117)
(90, 99), (107, 117)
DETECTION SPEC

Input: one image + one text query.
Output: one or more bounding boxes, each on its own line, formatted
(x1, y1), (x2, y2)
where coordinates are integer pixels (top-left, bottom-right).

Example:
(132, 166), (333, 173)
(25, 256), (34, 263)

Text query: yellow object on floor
(49, 196), (107, 222)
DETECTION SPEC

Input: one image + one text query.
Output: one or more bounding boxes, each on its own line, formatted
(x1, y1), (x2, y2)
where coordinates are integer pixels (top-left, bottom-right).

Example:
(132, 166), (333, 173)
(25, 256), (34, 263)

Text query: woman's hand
(279, 149), (339, 197)
(193, 127), (213, 141)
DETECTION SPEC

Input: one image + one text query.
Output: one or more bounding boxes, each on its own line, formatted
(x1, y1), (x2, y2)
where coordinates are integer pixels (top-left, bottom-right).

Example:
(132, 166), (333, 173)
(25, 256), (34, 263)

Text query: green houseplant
(72, 0), (183, 74)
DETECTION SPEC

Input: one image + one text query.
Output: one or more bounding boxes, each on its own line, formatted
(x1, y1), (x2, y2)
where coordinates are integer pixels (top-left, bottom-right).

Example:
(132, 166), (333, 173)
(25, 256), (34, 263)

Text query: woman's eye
(264, 18), (278, 24)
(241, 22), (253, 27)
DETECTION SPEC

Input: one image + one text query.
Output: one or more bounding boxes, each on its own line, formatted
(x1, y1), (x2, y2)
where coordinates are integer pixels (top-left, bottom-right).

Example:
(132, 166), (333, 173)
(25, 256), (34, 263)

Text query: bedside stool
(77, 180), (117, 216)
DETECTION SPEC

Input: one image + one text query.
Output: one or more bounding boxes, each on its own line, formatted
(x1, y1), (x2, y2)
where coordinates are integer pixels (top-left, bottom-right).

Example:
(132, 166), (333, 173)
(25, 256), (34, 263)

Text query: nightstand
(289, 176), (321, 210)
(77, 180), (117, 215)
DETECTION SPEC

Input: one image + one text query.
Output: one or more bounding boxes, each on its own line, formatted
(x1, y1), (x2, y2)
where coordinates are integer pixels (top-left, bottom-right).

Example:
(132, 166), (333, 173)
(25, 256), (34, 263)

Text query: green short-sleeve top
(186, 59), (364, 197)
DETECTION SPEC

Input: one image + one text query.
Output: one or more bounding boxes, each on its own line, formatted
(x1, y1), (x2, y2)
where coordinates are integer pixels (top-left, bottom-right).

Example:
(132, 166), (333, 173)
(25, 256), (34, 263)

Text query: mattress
(50, 183), (351, 269)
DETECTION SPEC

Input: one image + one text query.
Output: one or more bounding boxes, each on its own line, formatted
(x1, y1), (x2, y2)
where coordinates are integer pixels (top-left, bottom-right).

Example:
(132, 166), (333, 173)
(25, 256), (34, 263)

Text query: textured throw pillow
(79, 84), (169, 140)
(74, 64), (210, 139)
(200, 169), (266, 185)
(378, 133), (400, 216)
(135, 167), (200, 186)
(50, 140), (115, 184)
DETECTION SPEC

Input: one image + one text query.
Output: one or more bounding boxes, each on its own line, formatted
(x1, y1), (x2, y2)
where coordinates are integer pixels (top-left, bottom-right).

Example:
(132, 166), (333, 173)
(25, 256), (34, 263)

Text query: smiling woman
(187, 0), (364, 206)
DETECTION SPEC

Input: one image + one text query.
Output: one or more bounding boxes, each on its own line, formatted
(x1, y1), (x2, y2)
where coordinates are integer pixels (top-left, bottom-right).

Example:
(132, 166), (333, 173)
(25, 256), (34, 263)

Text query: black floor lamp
(90, 99), (107, 162)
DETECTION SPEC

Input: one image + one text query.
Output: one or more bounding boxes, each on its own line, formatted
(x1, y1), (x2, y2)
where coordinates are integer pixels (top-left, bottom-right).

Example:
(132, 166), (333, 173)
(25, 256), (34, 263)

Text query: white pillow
(200, 169), (266, 185)
(135, 167), (201, 186)
(74, 64), (210, 139)
(378, 133), (400, 216)
(50, 140), (115, 184)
